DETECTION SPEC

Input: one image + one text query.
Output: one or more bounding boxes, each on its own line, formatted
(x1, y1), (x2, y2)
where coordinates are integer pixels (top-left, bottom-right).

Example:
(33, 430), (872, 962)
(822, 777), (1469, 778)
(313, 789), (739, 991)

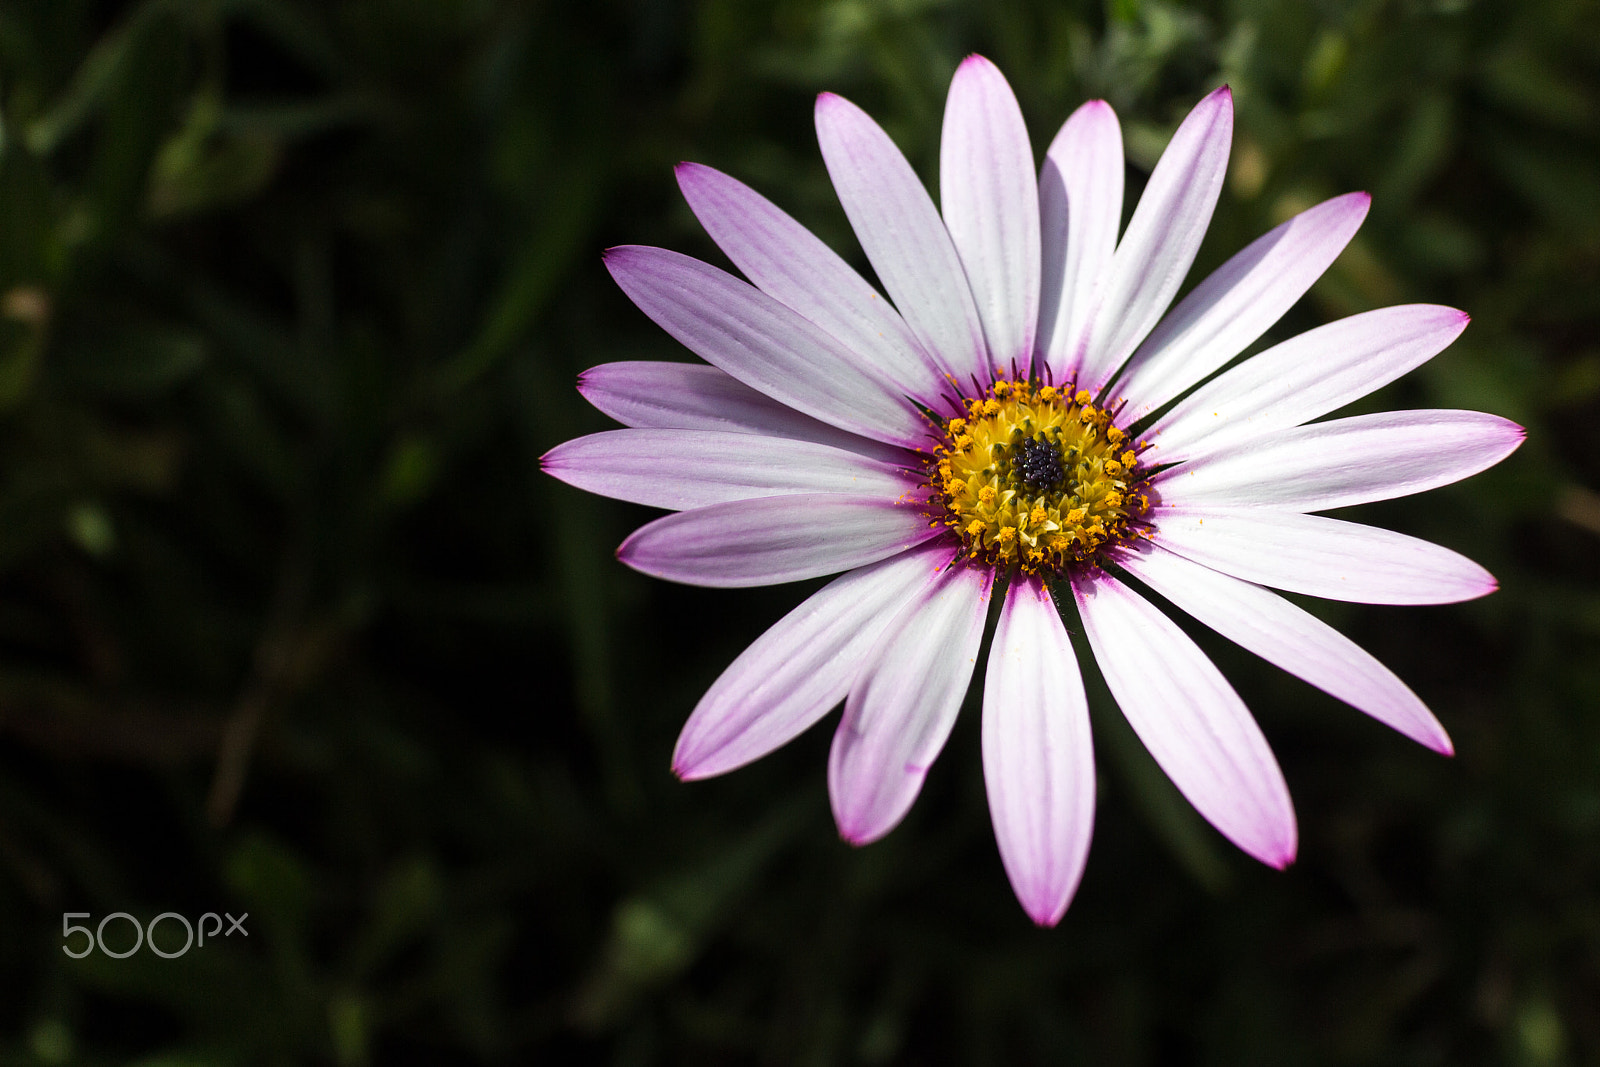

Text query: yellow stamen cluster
(928, 378), (1150, 574)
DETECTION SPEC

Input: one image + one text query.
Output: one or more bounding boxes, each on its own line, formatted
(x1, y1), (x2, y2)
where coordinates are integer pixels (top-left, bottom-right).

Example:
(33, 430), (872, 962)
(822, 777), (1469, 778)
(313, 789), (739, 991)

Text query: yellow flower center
(928, 379), (1151, 575)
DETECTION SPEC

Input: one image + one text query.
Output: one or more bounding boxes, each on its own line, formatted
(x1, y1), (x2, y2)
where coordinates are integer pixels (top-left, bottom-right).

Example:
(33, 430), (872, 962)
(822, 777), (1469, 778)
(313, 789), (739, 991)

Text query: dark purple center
(1014, 436), (1063, 492)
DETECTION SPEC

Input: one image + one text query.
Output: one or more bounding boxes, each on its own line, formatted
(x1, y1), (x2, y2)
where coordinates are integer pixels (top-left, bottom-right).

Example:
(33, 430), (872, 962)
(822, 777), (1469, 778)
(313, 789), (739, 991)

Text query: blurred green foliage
(0, 0), (1597, 1062)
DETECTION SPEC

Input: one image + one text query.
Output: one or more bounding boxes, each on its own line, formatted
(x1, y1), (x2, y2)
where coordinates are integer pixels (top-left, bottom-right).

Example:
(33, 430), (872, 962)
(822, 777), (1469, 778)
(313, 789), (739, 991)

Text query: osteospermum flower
(542, 56), (1523, 925)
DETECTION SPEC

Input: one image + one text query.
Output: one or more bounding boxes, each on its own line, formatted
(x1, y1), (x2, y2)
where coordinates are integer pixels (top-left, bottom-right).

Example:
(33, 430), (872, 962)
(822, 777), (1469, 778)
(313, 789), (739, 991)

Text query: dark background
(1, 0), (1597, 1063)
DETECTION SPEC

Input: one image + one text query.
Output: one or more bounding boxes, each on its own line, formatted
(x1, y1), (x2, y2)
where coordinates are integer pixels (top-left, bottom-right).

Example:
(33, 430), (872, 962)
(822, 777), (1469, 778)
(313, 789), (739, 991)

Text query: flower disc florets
(930, 378), (1151, 575)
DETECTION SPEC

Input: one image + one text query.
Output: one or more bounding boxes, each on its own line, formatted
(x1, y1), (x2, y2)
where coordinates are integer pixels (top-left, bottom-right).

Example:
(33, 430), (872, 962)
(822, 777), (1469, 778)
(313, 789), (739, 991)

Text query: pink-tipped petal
(1072, 569), (1297, 868)
(1114, 192), (1372, 420)
(576, 361), (912, 464)
(541, 429), (918, 511)
(982, 576), (1096, 926)
(815, 92), (988, 383)
(940, 55), (1041, 370)
(674, 543), (953, 779)
(1038, 100), (1123, 381)
(1153, 410), (1525, 512)
(1152, 507), (1498, 605)
(675, 163), (941, 397)
(604, 246), (927, 448)
(828, 563), (992, 844)
(1076, 86), (1233, 391)
(1120, 544), (1453, 753)
(1147, 305), (1470, 464)
(618, 494), (939, 588)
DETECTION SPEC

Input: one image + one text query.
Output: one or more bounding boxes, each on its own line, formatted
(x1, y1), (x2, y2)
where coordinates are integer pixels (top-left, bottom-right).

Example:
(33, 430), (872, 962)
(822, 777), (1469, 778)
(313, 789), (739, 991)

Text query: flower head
(542, 56), (1523, 925)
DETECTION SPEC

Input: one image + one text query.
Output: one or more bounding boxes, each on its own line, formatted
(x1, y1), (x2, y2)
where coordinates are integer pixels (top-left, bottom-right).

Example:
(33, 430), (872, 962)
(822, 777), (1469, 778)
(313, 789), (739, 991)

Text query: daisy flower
(542, 56), (1523, 925)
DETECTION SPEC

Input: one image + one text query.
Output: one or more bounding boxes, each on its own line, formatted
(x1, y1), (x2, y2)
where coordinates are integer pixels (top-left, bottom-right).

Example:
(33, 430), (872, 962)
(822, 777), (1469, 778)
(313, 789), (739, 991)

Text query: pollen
(926, 377), (1151, 576)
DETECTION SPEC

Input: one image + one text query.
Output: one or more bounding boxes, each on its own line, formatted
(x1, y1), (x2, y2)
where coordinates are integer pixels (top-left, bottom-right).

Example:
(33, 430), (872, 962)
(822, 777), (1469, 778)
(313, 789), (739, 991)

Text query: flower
(541, 56), (1523, 926)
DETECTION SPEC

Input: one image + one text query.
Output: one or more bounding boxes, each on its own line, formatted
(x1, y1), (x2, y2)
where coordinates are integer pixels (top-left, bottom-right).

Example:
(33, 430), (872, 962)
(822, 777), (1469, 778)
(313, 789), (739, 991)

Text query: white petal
(815, 92), (989, 384)
(618, 494), (940, 588)
(1038, 100), (1123, 381)
(1071, 569), (1296, 867)
(674, 543), (953, 779)
(982, 576), (1095, 926)
(1076, 86), (1233, 390)
(828, 563), (992, 844)
(1151, 507), (1498, 604)
(1153, 410), (1526, 511)
(940, 55), (1041, 370)
(1113, 192), (1371, 420)
(1147, 304), (1471, 464)
(675, 163), (941, 398)
(577, 361), (912, 465)
(1120, 544), (1452, 753)
(605, 246), (929, 447)
(542, 429), (918, 511)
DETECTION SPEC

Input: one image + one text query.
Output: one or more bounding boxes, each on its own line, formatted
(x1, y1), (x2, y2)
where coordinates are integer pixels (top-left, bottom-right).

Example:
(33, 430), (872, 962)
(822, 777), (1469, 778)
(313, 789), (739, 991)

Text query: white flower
(542, 56), (1523, 925)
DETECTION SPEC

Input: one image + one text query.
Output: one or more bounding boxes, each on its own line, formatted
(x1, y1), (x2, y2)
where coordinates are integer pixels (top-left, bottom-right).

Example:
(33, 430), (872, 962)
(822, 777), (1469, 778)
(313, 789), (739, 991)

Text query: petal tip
(673, 714), (760, 781)
(1016, 885), (1073, 927)
(602, 244), (660, 284)
(671, 750), (710, 781)
(834, 790), (905, 847)
(1466, 565), (1501, 599)
(1061, 98), (1119, 134)
(1247, 820), (1297, 870)
(1334, 190), (1374, 222)
(573, 370), (606, 409)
